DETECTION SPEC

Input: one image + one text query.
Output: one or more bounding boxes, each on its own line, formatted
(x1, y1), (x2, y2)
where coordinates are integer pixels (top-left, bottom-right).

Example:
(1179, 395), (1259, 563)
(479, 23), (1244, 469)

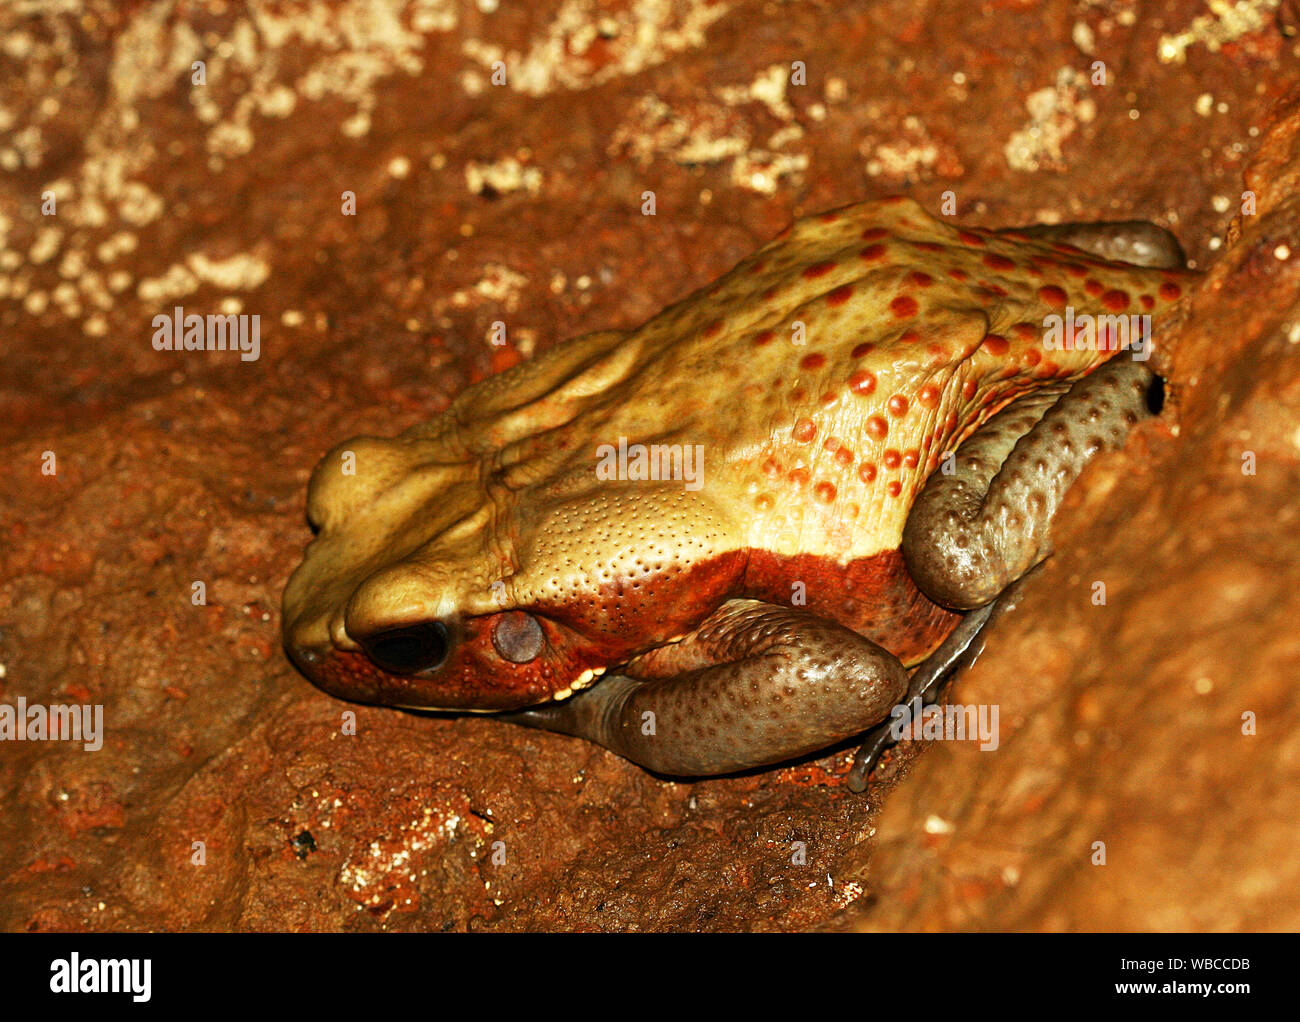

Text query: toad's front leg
(499, 599), (909, 777)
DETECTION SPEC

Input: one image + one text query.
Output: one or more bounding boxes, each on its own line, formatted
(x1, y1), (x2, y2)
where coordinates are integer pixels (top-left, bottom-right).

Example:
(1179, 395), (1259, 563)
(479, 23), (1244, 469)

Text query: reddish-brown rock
(0, 0), (1296, 931)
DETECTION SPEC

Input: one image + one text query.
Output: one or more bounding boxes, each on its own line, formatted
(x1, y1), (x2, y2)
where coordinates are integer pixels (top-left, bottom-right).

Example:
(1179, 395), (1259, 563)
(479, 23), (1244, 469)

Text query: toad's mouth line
(389, 630), (694, 713)
(391, 662), (611, 714)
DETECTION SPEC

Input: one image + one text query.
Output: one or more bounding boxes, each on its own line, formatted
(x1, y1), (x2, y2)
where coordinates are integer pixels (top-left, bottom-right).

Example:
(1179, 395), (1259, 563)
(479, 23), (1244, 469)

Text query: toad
(282, 197), (1191, 789)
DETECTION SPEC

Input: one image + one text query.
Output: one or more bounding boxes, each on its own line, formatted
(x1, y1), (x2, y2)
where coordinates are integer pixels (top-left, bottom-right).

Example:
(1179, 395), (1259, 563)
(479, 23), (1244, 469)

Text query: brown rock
(0, 0), (1296, 932)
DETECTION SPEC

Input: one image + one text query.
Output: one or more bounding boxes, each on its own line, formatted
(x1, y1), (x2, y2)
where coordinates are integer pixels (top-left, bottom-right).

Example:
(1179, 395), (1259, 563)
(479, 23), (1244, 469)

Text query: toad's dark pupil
(362, 622), (449, 675)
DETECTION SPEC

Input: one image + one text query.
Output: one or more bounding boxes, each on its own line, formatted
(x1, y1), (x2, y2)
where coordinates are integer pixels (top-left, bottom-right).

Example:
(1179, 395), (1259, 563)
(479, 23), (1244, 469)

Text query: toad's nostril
(360, 622), (450, 675)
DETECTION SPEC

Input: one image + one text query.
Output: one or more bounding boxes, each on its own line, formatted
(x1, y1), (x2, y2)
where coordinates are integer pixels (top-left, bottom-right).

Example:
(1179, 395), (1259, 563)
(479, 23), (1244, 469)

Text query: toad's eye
(360, 622), (450, 675)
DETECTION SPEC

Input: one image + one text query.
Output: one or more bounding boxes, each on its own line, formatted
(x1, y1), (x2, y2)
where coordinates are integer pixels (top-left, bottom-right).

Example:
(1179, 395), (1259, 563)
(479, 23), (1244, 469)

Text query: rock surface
(0, 0), (1296, 931)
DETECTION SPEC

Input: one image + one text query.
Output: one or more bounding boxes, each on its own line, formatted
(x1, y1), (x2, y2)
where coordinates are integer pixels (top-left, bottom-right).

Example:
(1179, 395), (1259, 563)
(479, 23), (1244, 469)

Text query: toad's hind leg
(498, 600), (911, 777)
(848, 358), (1157, 787)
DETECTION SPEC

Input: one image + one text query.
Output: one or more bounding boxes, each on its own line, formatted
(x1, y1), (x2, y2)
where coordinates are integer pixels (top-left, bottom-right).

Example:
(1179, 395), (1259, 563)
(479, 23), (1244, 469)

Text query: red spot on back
(834, 447), (854, 467)
(789, 467), (811, 486)
(1038, 285), (1068, 308)
(754, 328), (776, 346)
(828, 284), (854, 306)
(849, 370), (877, 395)
(1101, 289), (1131, 311)
(1140, 294), (1155, 310)
(918, 383), (940, 408)
(800, 352), (827, 370)
(983, 253), (1016, 271)
(907, 271), (935, 287)
(858, 462), (878, 483)
(887, 480), (903, 497)
(1159, 281), (1182, 300)
(958, 230), (985, 246)
(861, 226), (889, 241)
(1012, 322), (1039, 343)
(947, 267), (969, 281)
(888, 394), (909, 416)
(1083, 279), (1104, 296)
(803, 260), (837, 279)
(859, 244), (887, 263)
(883, 449), (902, 469)
(890, 295), (919, 318)
(813, 481), (837, 503)
(867, 415), (889, 438)
(792, 418), (817, 442)
(1063, 262), (1088, 278)
(703, 319), (724, 337)
(981, 333), (1010, 356)
(851, 342), (875, 358)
